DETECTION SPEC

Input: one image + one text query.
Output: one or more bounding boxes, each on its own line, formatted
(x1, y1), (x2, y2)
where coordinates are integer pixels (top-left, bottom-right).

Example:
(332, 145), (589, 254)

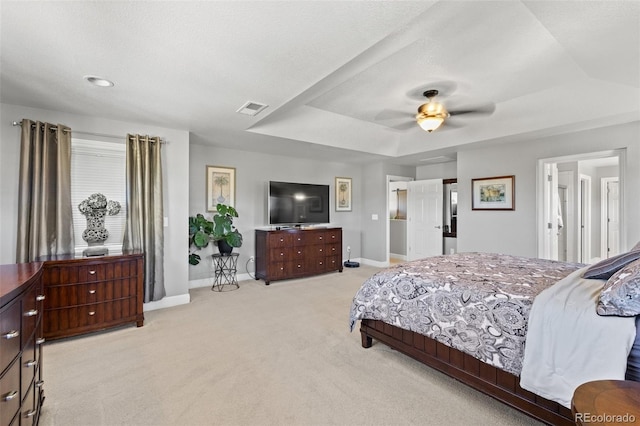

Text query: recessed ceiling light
(83, 75), (114, 87)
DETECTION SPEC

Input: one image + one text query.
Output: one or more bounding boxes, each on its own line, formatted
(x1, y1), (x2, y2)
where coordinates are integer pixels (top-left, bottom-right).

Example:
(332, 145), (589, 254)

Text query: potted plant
(188, 204), (243, 265)
(188, 213), (214, 265)
(212, 203), (243, 255)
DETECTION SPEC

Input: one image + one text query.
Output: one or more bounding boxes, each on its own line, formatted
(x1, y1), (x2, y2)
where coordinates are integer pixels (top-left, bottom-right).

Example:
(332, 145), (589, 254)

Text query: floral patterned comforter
(349, 252), (584, 375)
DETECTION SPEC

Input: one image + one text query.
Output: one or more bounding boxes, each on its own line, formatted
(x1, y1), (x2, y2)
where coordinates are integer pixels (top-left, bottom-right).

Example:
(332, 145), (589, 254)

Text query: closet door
(407, 179), (443, 261)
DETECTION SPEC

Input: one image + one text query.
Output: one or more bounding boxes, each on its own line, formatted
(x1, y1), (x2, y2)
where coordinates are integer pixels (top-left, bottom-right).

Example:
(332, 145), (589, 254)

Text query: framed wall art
(206, 165), (235, 211)
(472, 175), (515, 211)
(335, 177), (352, 212)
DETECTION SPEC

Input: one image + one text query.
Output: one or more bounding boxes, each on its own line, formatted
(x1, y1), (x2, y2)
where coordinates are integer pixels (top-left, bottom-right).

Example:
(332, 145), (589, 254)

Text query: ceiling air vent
(418, 156), (454, 164)
(236, 101), (268, 116)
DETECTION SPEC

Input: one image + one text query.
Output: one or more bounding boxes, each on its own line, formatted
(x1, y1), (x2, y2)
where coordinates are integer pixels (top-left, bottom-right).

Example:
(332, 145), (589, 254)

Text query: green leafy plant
(212, 203), (243, 249)
(188, 203), (243, 265)
(188, 213), (214, 265)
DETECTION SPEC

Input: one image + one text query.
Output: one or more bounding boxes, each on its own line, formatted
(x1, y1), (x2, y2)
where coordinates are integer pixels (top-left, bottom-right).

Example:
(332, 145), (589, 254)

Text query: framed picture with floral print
(335, 177), (352, 212)
(206, 165), (236, 211)
(471, 175), (515, 210)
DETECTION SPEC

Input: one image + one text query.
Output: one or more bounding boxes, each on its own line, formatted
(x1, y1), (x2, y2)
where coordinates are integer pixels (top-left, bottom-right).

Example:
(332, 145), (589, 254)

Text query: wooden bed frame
(360, 319), (574, 426)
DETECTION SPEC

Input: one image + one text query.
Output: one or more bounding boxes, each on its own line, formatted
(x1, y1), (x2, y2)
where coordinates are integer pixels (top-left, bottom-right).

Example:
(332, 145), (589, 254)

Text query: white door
(606, 179), (620, 257)
(407, 179), (443, 261)
(542, 163), (559, 260)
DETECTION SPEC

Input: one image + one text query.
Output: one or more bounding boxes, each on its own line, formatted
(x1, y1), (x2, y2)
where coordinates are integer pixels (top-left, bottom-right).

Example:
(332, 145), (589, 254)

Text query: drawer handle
(279, 238), (284, 242)
(297, 251), (301, 254)
(332, 247), (336, 251)
(89, 290), (96, 294)
(319, 249), (323, 252)
(3, 390), (18, 401)
(24, 359), (37, 368)
(89, 270), (96, 275)
(297, 237), (301, 241)
(89, 311), (96, 316)
(332, 235), (336, 239)
(25, 409), (37, 418)
(35, 380), (44, 388)
(2, 330), (19, 339)
(24, 309), (38, 317)
(319, 236), (323, 240)
(36, 295), (46, 301)
(280, 267), (284, 271)
(297, 264), (302, 268)
(319, 261), (323, 265)
(36, 338), (45, 345)
(280, 253), (284, 256)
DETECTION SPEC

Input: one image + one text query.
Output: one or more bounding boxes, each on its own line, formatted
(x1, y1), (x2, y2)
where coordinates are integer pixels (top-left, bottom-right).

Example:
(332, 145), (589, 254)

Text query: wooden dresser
(38, 252), (144, 340)
(255, 227), (343, 285)
(1, 262), (45, 426)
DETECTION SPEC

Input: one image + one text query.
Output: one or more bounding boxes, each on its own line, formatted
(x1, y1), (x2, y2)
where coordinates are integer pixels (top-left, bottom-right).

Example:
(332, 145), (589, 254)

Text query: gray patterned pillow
(597, 259), (640, 316)
(582, 249), (640, 280)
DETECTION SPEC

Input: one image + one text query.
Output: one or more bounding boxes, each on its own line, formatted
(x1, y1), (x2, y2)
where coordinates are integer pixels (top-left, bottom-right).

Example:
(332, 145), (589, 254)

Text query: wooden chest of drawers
(39, 252), (144, 340)
(1, 263), (45, 426)
(255, 227), (343, 285)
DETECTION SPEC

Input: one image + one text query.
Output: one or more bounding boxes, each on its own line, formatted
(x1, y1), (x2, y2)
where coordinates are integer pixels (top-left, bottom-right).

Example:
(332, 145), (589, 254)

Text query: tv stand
(255, 227), (343, 285)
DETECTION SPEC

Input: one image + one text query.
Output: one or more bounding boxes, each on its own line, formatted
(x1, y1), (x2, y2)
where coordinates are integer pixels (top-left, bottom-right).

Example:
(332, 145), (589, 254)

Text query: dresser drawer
(326, 242), (341, 257)
(325, 229), (342, 243)
(326, 255), (341, 272)
(267, 233), (292, 248)
(268, 247), (290, 262)
(45, 278), (139, 309)
(44, 298), (138, 337)
(1, 301), (21, 371)
(21, 334), (37, 401)
(0, 359), (20, 426)
(43, 259), (139, 285)
(21, 285), (38, 348)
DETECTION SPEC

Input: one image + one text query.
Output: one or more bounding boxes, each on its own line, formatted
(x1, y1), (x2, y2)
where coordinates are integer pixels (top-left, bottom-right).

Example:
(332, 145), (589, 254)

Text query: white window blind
(71, 138), (126, 254)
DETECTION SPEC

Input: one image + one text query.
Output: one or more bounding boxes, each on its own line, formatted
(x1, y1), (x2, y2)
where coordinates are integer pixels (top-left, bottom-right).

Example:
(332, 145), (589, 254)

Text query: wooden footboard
(360, 319), (574, 426)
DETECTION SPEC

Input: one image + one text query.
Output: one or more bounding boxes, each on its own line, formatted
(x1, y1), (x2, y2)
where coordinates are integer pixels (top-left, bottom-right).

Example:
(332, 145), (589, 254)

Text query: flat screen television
(268, 181), (330, 225)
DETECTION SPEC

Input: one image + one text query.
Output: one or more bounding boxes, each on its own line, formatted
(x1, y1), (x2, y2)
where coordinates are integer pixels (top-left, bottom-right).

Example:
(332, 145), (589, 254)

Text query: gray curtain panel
(123, 134), (165, 302)
(16, 119), (74, 262)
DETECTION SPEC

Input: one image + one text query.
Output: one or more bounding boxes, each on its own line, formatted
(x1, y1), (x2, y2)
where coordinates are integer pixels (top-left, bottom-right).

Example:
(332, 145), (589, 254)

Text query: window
(71, 138), (126, 254)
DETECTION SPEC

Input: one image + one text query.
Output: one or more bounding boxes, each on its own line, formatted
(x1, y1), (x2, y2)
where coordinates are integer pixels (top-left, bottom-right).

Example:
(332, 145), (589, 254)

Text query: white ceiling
(1, 1), (639, 165)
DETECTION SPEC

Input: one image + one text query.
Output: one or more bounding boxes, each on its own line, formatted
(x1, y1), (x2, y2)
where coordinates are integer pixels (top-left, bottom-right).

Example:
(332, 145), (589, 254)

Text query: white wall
(188, 143), (364, 281)
(457, 122), (640, 257)
(0, 103), (190, 304)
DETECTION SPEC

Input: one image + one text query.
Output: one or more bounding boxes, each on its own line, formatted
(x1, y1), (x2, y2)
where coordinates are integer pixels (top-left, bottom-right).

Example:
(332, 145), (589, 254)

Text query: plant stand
(210, 253), (239, 292)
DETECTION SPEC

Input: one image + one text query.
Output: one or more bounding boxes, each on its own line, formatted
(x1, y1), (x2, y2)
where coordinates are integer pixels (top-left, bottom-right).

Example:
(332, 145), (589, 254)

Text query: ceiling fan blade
(391, 121), (418, 131)
(405, 81), (458, 101)
(448, 103), (495, 117)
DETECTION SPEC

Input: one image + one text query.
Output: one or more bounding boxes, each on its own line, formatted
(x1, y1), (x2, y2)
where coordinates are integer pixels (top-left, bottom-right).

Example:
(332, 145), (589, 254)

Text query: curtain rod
(11, 121), (167, 144)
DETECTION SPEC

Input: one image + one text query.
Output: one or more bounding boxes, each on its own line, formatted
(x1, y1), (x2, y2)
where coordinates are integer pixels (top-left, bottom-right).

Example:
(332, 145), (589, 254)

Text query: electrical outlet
(249, 256), (255, 262)
(347, 246), (351, 252)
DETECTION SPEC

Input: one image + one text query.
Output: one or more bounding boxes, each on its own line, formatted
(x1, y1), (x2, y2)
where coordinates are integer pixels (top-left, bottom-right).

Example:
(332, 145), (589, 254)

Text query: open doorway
(386, 175), (413, 265)
(538, 150), (625, 263)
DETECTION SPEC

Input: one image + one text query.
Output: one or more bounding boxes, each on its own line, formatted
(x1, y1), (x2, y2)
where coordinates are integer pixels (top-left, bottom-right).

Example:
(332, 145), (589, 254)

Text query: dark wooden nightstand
(572, 380), (640, 425)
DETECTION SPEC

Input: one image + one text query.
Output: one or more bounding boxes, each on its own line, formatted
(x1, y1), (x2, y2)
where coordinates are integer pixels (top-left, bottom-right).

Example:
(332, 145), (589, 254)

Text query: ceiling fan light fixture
(416, 101), (448, 132)
(417, 115), (445, 132)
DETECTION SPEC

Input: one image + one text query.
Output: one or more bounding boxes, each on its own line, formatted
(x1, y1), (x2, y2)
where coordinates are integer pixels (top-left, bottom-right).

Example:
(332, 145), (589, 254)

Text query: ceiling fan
(377, 87), (495, 132)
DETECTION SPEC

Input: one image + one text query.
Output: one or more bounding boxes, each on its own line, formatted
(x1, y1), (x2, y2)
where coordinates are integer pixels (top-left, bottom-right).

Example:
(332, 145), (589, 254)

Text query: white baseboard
(143, 293), (190, 312)
(389, 253), (407, 261)
(356, 257), (390, 268)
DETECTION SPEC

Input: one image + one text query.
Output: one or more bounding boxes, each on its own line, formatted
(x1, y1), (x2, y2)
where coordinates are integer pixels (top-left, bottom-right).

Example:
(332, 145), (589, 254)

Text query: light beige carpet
(40, 265), (541, 426)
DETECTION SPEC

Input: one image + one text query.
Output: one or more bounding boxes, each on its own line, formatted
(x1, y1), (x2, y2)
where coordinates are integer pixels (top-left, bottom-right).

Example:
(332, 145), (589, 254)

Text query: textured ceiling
(1, 1), (638, 165)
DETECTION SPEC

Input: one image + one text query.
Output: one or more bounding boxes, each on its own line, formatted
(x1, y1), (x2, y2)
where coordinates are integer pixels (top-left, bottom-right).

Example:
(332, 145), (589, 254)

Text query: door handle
(434, 225), (441, 229)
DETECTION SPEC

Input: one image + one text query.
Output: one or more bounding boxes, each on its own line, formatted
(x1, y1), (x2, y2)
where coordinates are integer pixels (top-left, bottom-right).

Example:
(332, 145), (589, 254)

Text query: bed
(349, 252), (640, 426)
